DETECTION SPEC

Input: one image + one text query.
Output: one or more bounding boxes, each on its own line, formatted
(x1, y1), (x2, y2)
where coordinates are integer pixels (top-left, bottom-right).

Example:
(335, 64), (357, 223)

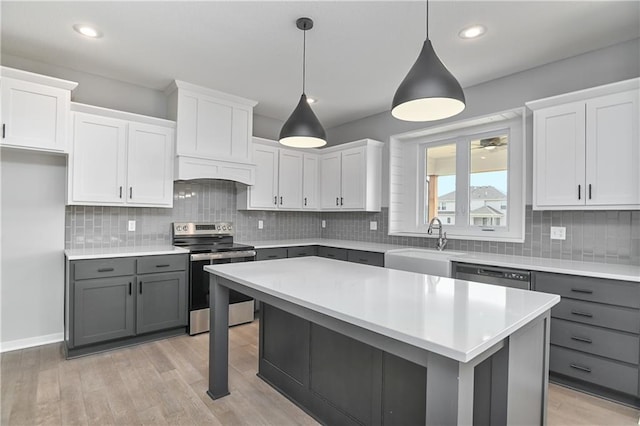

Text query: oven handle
(190, 250), (256, 261)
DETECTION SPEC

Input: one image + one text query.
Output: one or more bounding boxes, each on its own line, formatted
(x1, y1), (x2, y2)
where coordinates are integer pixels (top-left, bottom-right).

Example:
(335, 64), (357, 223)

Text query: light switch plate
(258, 220), (264, 229)
(321, 220), (326, 228)
(550, 226), (566, 240)
(128, 220), (136, 232)
(370, 221), (378, 231)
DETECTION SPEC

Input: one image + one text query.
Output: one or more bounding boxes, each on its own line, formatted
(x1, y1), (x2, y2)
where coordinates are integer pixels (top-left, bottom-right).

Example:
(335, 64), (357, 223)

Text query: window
(389, 109), (525, 242)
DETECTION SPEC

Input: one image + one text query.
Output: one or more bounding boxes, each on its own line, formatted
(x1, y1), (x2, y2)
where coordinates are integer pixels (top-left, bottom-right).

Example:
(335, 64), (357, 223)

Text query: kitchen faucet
(427, 217), (448, 251)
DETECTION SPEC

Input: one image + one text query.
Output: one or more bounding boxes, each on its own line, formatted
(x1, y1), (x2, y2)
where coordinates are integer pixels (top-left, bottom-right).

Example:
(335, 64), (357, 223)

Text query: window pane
(469, 135), (508, 227)
(425, 143), (456, 225)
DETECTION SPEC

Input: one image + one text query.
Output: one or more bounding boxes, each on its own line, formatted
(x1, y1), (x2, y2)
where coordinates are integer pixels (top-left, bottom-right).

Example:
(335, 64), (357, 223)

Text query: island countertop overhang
(205, 257), (560, 363)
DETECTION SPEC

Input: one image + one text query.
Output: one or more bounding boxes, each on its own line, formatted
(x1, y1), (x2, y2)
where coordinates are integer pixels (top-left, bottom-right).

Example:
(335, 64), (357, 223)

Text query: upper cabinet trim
(165, 80), (257, 107)
(1, 66), (78, 91)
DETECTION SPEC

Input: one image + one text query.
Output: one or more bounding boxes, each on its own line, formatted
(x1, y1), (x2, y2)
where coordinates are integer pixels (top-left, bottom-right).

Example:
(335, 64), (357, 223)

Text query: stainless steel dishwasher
(452, 262), (531, 290)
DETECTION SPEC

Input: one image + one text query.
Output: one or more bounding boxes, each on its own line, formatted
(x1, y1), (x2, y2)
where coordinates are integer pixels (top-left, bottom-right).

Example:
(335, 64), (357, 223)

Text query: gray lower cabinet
(256, 244), (385, 266)
(136, 272), (187, 334)
(534, 271), (640, 403)
(66, 253), (188, 357)
(73, 276), (135, 347)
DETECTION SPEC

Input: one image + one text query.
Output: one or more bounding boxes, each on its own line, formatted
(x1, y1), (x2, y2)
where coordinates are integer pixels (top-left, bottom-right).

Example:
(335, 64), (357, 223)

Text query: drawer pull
(569, 363), (592, 373)
(571, 288), (593, 295)
(571, 310), (593, 318)
(155, 264), (171, 268)
(97, 267), (115, 272)
(327, 253), (335, 258)
(139, 281), (143, 294)
(570, 336), (593, 344)
(267, 255), (278, 259)
(129, 282), (132, 295)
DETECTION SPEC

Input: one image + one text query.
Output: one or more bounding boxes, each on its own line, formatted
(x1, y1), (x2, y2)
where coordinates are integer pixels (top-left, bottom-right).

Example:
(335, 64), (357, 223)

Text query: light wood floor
(1, 321), (639, 425)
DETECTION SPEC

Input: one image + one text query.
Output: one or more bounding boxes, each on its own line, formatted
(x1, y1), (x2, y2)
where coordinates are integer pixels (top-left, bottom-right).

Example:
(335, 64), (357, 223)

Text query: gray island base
(205, 257), (559, 425)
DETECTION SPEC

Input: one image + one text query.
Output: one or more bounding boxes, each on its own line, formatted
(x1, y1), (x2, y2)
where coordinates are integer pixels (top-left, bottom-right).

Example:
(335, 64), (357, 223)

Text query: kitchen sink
(384, 248), (465, 278)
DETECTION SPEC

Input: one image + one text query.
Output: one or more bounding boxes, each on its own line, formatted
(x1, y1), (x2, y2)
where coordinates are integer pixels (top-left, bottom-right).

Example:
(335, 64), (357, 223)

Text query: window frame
(388, 108), (526, 243)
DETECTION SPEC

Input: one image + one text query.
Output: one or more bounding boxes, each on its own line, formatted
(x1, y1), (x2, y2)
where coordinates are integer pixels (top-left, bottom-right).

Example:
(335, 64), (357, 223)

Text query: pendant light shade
(279, 17), (327, 148)
(392, 1), (465, 122)
(279, 94), (327, 148)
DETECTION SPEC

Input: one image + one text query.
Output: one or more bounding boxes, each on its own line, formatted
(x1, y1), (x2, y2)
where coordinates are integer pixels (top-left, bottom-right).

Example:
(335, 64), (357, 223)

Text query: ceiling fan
(472, 136), (508, 151)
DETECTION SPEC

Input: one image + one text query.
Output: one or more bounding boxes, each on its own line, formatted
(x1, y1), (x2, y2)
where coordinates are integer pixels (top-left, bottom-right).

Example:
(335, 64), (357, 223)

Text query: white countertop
(65, 245), (189, 260)
(205, 257), (560, 363)
(240, 238), (409, 253)
(242, 238), (639, 282)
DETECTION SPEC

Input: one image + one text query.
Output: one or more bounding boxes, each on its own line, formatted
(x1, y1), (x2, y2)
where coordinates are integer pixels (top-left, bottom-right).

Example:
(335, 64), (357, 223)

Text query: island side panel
(207, 273), (230, 400)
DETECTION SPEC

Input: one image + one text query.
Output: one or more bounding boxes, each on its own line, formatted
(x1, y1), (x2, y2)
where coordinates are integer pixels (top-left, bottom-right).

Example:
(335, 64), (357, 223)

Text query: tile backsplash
(66, 182), (639, 266)
(65, 181), (321, 249)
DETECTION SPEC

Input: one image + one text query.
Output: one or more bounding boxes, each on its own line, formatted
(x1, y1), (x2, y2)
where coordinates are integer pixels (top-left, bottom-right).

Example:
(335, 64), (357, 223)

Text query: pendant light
(392, 0), (465, 122)
(279, 17), (327, 148)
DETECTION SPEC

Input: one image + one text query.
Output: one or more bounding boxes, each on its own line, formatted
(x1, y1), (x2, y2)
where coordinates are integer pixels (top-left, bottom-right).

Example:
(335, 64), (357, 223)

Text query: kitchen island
(205, 257), (560, 425)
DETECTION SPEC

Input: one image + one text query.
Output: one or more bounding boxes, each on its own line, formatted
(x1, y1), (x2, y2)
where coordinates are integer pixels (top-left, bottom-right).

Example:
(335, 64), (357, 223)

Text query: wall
(321, 207), (639, 266)
(66, 181), (321, 249)
(0, 149), (67, 351)
(326, 38), (640, 207)
(1, 53), (283, 140)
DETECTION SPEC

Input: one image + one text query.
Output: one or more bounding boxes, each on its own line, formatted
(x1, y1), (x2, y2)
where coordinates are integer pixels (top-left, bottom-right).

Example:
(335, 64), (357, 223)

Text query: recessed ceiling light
(306, 97), (317, 104)
(73, 24), (102, 38)
(458, 25), (486, 39)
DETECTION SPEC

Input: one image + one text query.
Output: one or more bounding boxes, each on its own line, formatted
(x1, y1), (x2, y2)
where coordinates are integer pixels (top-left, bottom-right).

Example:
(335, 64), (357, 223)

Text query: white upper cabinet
(528, 79), (639, 210)
(319, 139), (383, 212)
(237, 138), (306, 210)
(126, 123), (175, 206)
(302, 154), (319, 209)
(1, 67), (77, 153)
(68, 104), (175, 208)
(166, 81), (257, 185)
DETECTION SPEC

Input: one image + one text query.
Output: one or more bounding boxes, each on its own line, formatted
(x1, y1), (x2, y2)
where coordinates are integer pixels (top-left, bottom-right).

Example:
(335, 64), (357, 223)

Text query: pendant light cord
(425, 0), (429, 40)
(302, 26), (307, 95)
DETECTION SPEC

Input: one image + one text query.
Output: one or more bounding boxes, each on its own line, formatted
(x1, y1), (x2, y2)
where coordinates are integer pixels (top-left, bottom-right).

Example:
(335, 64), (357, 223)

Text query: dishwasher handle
(476, 268), (506, 278)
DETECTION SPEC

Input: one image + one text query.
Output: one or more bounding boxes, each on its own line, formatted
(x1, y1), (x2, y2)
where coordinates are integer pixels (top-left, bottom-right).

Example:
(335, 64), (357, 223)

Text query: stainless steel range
(172, 222), (256, 335)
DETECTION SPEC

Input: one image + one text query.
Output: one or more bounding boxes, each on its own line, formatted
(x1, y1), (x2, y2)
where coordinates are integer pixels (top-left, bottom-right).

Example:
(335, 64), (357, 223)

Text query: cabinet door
(533, 102), (586, 207)
(250, 144), (279, 209)
(586, 90), (639, 206)
(340, 147), (366, 209)
(71, 113), (127, 204)
(320, 152), (342, 209)
(73, 276), (135, 346)
(1, 77), (69, 152)
(136, 272), (187, 334)
(278, 149), (303, 209)
(303, 154), (319, 209)
(127, 123), (175, 206)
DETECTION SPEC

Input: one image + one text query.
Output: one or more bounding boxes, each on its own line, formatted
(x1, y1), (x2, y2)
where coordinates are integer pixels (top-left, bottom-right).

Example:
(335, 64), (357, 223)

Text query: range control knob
(228, 225), (233, 231)
(221, 225), (227, 231)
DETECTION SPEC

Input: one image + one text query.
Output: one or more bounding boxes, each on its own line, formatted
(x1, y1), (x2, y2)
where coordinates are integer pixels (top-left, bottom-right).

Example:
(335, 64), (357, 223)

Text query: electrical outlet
(550, 226), (566, 240)
(321, 220), (326, 228)
(128, 220), (136, 232)
(370, 221), (378, 231)
(258, 220), (264, 230)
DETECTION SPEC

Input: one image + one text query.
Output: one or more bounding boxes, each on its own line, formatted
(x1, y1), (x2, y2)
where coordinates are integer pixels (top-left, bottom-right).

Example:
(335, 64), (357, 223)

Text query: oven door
(189, 254), (255, 335)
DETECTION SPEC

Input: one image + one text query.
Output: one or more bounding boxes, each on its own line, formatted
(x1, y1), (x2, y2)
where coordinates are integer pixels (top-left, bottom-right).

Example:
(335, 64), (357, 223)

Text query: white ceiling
(2, 1), (638, 128)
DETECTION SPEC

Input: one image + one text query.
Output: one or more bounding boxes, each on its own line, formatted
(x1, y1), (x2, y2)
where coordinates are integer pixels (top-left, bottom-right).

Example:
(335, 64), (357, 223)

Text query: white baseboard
(0, 332), (64, 353)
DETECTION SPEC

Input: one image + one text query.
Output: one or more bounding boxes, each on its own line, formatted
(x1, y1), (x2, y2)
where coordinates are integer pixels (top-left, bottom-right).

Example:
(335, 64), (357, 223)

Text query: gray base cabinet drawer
(552, 298), (640, 334)
(550, 319), (639, 364)
(256, 248), (288, 261)
(137, 254), (187, 274)
(535, 272), (639, 308)
(287, 246), (318, 258)
(550, 345), (639, 396)
(318, 246), (348, 261)
(74, 258), (135, 280)
(346, 250), (384, 267)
